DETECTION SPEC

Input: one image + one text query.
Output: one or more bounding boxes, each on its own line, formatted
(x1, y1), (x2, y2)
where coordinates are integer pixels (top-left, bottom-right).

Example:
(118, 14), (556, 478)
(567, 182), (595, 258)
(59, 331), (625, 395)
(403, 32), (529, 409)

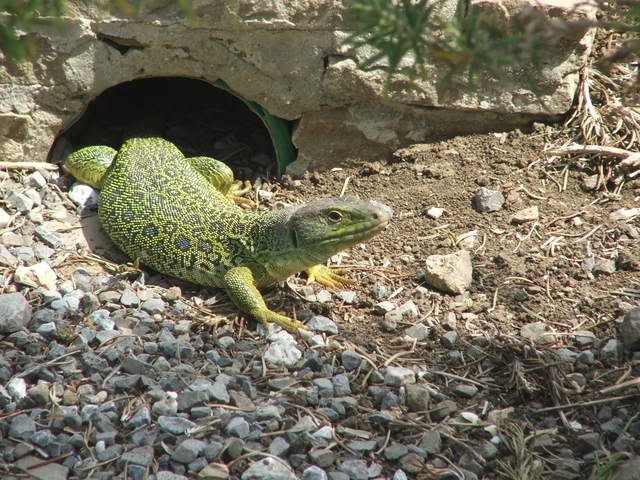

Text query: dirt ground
(53, 118), (640, 478)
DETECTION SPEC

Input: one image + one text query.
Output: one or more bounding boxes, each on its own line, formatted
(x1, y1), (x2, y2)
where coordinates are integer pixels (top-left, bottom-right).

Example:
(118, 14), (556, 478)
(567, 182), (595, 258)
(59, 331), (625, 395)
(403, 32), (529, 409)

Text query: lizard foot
(306, 264), (355, 290)
(228, 180), (255, 207)
(253, 308), (308, 334)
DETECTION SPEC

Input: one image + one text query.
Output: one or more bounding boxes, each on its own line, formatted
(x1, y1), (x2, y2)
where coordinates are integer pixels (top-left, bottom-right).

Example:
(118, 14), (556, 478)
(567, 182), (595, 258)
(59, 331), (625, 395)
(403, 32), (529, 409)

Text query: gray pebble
(405, 323), (429, 341)
(620, 308), (640, 352)
(68, 183), (98, 207)
(141, 298), (165, 314)
(472, 187), (505, 213)
(241, 457), (296, 480)
(332, 374), (351, 396)
(398, 453), (425, 474)
(451, 383), (478, 398)
(556, 348), (578, 363)
(335, 290), (357, 304)
(226, 416), (251, 438)
(419, 431), (442, 454)
(35, 225), (64, 248)
(338, 459), (369, 480)
(120, 289), (140, 307)
(171, 438), (206, 464)
(264, 340), (301, 368)
(384, 366), (416, 386)
(314, 378), (334, 397)
(384, 443), (409, 460)
(309, 447), (336, 467)
(393, 470), (408, 480)
(441, 330), (459, 348)
(157, 472), (189, 480)
(129, 407), (151, 428)
(30, 429), (55, 448)
(405, 384), (430, 412)
(601, 339), (623, 363)
(431, 399), (458, 420)
(157, 415), (195, 435)
(9, 413), (36, 440)
(90, 309), (114, 331)
(7, 191), (34, 212)
(119, 445), (154, 467)
(573, 330), (596, 347)
(371, 283), (388, 300)
(374, 301), (397, 314)
(269, 436), (290, 457)
(316, 290), (332, 303)
(217, 336), (236, 349)
(302, 466), (328, 480)
(341, 351), (362, 371)
(307, 315), (339, 334)
(0, 293), (32, 333)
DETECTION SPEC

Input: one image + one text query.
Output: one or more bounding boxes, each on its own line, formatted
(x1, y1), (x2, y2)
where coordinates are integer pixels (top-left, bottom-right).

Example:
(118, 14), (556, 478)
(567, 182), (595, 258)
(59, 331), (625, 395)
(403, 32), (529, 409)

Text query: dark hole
(49, 77), (276, 179)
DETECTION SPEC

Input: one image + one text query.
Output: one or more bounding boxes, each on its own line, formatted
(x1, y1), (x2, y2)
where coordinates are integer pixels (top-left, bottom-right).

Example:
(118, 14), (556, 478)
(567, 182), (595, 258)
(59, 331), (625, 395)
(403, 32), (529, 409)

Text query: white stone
(384, 366), (416, 386)
(426, 206), (444, 219)
(264, 341), (302, 368)
(423, 250), (473, 295)
(0, 208), (11, 229)
(14, 262), (58, 291)
(7, 377), (28, 400)
(68, 182), (99, 207)
(511, 206), (539, 224)
(610, 208), (640, 221)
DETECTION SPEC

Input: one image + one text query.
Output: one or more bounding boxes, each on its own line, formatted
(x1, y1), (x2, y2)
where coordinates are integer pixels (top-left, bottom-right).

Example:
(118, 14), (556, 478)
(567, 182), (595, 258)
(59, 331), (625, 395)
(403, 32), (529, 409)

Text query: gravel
(0, 148), (634, 480)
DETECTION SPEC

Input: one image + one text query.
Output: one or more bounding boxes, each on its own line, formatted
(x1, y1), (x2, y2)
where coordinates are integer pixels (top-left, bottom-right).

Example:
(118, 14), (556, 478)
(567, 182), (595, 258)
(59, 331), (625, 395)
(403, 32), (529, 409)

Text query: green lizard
(64, 137), (393, 332)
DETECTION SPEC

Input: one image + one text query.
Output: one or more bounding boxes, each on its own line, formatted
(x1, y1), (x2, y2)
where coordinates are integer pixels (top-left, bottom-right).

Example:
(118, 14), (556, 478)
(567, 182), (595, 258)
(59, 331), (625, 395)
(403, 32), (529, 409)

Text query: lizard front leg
(224, 266), (306, 333)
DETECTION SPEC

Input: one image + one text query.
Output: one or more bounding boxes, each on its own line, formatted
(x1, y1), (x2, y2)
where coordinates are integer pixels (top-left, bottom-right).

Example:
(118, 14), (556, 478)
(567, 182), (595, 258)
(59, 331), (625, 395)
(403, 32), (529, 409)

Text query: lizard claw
(306, 264), (355, 290)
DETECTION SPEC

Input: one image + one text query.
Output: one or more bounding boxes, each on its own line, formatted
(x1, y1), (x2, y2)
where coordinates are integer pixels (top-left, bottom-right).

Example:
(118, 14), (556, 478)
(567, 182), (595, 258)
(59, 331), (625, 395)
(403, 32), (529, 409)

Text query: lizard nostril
(372, 212), (379, 220)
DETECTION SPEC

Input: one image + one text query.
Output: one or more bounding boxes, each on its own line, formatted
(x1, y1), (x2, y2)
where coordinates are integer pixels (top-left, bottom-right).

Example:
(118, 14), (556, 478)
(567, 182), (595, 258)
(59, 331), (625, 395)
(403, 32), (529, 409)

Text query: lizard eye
(327, 210), (342, 223)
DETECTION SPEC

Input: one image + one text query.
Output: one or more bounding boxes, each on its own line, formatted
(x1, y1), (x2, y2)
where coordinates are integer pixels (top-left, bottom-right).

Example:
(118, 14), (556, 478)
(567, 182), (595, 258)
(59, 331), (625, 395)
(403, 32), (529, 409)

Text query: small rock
(521, 322), (555, 345)
(384, 443), (409, 460)
(371, 283), (388, 300)
(441, 330), (459, 348)
(9, 413), (36, 440)
(452, 383), (478, 398)
(309, 448), (336, 468)
(264, 341), (302, 368)
(0, 293), (32, 333)
(172, 438), (207, 464)
(613, 456), (640, 480)
(510, 206), (539, 224)
(120, 289), (140, 307)
(338, 459), (369, 480)
(384, 366), (416, 386)
(405, 384), (430, 412)
(431, 399), (458, 420)
(157, 415), (196, 435)
(269, 437), (290, 457)
(307, 315), (339, 334)
(620, 308), (640, 352)
(601, 339), (623, 363)
(316, 290), (332, 303)
(423, 250), (473, 295)
(573, 330), (596, 347)
(0, 207), (11, 228)
(7, 191), (34, 212)
(405, 323), (429, 341)
(14, 262), (57, 291)
(141, 298), (165, 314)
(341, 351), (362, 371)
(226, 416), (250, 438)
(241, 457), (296, 480)
(426, 206), (444, 219)
(68, 183), (99, 207)
(34, 226), (64, 248)
(335, 290), (357, 304)
(398, 453), (425, 474)
(472, 187), (505, 213)
(609, 207), (640, 221)
(302, 465), (328, 480)
(419, 431), (442, 454)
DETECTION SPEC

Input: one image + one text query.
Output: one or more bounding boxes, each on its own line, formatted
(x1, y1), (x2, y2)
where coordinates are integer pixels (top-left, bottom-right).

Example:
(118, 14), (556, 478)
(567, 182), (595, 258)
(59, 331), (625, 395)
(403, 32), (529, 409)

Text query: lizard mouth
(318, 215), (391, 247)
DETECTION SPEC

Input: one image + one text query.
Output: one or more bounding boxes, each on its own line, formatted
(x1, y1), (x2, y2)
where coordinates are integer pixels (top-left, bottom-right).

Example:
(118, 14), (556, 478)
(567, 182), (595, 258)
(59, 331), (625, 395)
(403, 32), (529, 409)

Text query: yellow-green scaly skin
(65, 137), (393, 332)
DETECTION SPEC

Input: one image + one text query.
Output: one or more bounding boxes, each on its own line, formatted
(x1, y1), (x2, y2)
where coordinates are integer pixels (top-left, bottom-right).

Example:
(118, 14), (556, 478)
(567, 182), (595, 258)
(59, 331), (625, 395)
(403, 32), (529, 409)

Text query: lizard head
(287, 196), (393, 260)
